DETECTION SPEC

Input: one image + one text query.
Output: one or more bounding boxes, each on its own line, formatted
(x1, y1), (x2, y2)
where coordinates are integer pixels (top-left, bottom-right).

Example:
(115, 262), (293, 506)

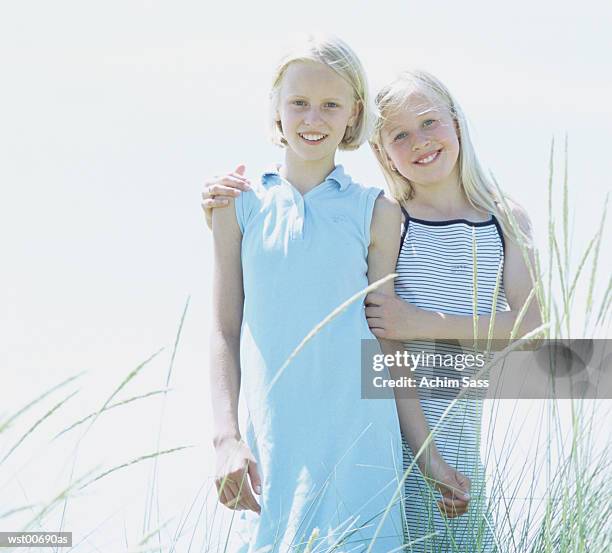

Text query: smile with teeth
(414, 149), (442, 165)
(299, 132), (328, 144)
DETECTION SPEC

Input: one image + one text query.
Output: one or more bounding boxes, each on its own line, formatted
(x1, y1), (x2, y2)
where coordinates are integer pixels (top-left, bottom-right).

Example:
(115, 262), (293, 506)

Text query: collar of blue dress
(261, 163), (351, 192)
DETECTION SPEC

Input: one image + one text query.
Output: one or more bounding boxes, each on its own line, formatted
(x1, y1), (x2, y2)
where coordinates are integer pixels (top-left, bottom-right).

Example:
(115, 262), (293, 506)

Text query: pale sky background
(1, 1), (611, 551)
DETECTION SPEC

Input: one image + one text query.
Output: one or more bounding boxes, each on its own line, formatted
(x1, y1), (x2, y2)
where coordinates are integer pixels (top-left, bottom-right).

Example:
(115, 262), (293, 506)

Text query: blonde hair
(269, 34), (373, 151)
(370, 70), (524, 242)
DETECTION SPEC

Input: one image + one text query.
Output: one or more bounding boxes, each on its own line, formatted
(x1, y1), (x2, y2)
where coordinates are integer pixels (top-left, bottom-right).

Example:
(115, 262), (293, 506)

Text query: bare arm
(367, 195), (470, 515)
(210, 197), (244, 444)
(210, 197), (261, 513)
(367, 196), (432, 465)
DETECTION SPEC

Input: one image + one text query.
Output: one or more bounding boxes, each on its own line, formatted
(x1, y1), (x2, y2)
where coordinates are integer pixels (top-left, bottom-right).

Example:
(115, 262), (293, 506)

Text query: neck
(410, 168), (471, 216)
(280, 148), (336, 194)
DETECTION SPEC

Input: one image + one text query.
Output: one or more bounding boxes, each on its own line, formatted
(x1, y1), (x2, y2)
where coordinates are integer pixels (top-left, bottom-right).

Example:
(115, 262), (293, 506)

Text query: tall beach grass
(1, 140), (610, 551)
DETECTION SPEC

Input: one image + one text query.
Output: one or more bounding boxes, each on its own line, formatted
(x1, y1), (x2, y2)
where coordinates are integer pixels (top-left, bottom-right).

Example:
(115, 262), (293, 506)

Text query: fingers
(459, 474), (472, 496)
(216, 471), (261, 514)
(440, 486), (471, 503)
(236, 478), (261, 514)
(437, 477), (471, 518)
(204, 175), (251, 196)
(365, 305), (387, 333)
(248, 459), (263, 496)
(224, 480), (244, 510)
(370, 327), (388, 339)
(451, 473), (471, 501)
(365, 292), (384, 306)
(223, 169), (250, 185)
(437, 498), (468, 518)
(442, 500), (468, 516)
(218, 476), (255, 512)
(216, 477), (239, 509)
(365, 291), (394, 307)
(202, 197), (231, 209)
(214, 441), (262, 515)
(439, 495), (469, 509)
(220, 487), (238, 510)
(367, 318), (385, 331)
(202, 183), (242, 200)
(435, 468), (471, 501)
(232, 468), (260, 513)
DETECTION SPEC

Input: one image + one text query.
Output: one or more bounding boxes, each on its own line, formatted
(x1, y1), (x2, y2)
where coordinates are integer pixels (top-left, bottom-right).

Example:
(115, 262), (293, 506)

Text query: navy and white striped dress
(395, 206), (508, 552)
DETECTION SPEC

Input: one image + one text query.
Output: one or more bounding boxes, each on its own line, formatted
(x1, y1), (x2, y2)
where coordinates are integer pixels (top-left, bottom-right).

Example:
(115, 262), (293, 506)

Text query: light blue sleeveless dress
(395, 207), (508, 552)
(234, 165), (405, 552)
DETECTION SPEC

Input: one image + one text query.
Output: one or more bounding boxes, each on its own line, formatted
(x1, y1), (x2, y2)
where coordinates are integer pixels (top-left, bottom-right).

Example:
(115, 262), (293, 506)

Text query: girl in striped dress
(366, 71), (542, 551)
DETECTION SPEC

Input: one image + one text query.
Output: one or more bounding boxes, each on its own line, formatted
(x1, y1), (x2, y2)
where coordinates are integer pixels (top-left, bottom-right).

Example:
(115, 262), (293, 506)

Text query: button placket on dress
(275, 173), (340, 241)
(289, 186), (305, 241)
(297, 179), (337, 241)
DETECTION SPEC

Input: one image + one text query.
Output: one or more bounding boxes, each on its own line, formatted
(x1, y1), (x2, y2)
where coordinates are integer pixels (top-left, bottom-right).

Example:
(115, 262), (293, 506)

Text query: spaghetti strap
(399, 205), (411, 247)
(490, 213), (506, 255)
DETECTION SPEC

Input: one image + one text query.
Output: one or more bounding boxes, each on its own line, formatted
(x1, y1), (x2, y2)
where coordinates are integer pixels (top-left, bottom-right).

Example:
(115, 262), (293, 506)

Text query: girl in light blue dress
(208, 38), (470, 552)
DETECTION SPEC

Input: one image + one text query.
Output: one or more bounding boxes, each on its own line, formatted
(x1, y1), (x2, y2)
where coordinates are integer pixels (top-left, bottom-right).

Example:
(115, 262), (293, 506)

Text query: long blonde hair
(370, 70), (524, 243)
(268, 34), (373, 151)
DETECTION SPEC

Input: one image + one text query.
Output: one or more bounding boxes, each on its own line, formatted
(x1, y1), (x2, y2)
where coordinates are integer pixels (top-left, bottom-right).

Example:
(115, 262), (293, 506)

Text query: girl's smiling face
(276, 61), (359, 162)
(381, 92), (460, 188)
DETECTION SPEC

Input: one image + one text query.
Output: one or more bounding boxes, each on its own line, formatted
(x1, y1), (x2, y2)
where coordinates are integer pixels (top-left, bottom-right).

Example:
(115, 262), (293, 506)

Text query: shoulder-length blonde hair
(269, 34), (373, 151)
(370, 70), (524, 243)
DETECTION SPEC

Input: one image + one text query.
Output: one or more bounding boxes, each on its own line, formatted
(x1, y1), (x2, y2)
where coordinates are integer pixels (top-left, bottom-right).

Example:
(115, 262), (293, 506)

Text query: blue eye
(394, 131), (408, 142)
(423, 119), (437, 128)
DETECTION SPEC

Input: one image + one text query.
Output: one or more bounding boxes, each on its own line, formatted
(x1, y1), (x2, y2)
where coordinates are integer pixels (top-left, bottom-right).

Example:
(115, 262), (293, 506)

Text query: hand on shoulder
(201, 165), (251, 230)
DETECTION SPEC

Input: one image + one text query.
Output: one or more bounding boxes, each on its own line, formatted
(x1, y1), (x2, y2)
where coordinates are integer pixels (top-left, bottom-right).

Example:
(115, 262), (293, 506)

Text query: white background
(1, 1), (610, 551)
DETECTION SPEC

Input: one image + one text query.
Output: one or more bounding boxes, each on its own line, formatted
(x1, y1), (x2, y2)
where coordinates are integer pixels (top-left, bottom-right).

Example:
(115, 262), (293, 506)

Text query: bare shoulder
(502, 198), (533, 237)
(372, 192), (401, 220)
(371, 192), (401, 246)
